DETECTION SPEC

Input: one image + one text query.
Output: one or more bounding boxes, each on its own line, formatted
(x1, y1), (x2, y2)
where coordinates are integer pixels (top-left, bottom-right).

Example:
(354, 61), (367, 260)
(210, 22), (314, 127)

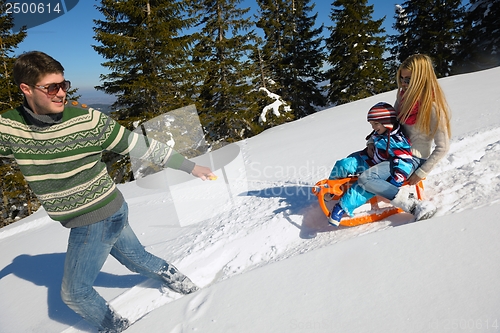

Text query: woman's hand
(407, 173), (423, 185)
(191, 165), (217, 180)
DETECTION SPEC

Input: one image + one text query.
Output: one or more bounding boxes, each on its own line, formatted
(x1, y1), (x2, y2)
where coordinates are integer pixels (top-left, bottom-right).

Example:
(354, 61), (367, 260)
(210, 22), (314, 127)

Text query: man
(0, 51), (215, 332)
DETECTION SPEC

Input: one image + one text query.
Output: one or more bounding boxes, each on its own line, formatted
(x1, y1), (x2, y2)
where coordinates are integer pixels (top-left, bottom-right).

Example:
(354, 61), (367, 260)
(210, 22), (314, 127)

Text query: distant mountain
(78, 88), (116, 106)
(88, 103), (114, 115)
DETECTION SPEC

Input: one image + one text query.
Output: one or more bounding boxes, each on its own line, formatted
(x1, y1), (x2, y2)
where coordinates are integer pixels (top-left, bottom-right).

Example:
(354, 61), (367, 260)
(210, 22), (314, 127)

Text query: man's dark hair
(13, 51), (64, 86)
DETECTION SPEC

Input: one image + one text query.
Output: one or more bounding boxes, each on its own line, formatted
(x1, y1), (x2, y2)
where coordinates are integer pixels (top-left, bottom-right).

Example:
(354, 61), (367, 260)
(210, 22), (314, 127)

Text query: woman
(358, 54), (451, 220)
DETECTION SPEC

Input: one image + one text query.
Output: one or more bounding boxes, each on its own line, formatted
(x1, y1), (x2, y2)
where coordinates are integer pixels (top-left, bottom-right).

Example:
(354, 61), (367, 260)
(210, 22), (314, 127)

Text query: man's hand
(191, 165), (217, 181)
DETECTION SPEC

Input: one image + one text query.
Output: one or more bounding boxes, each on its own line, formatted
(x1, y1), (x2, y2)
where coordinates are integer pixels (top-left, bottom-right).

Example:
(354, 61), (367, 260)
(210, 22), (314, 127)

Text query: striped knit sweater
(0, 104), (195, 228)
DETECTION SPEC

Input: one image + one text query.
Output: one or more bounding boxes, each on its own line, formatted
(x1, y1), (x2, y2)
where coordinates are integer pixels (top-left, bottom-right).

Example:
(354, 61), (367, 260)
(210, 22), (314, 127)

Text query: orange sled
(311, 177), (424, 227)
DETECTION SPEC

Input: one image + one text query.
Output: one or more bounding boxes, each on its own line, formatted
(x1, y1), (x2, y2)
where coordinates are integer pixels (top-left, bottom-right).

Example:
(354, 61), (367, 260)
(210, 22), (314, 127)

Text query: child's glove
(388, 172), (405, 187)
(388, 177), (403, 187)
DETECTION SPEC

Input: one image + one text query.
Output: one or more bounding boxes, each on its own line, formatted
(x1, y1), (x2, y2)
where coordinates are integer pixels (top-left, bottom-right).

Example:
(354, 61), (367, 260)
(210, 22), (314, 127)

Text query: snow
(259, 87), (291, 123)
(1, 66), (500, 333)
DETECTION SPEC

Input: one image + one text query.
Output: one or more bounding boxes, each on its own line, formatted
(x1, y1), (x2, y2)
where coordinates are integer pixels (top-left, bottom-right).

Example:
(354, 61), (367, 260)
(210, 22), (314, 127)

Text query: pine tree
(454, 0), (500, 73)
(387, 5), (408, 68)
(0, 159), (40, 227)
(247, 36), (295, 132)
(93, 0), (197, 129)
(389, 0), (464, 77)
(0, 1), (26, 112)
(0, 3), (38, 227)
(191, 0), (261, 144)
(255, 0), (289, 93)
(284, 0), (326, 117)
(325, 0), (390, 106)
(256, 0), (326, 118)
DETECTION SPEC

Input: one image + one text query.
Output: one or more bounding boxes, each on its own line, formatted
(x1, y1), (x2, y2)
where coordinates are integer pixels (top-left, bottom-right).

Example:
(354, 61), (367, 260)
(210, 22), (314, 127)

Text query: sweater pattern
(0, 105), (190, 222)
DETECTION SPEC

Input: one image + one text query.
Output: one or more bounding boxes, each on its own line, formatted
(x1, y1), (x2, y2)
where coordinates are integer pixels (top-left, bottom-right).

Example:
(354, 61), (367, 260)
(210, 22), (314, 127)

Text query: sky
(13, 0), (400, 103)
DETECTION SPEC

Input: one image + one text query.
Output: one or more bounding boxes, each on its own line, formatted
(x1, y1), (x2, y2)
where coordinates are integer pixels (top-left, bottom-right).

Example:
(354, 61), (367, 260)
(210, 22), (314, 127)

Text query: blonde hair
(396, 54), (451, 138)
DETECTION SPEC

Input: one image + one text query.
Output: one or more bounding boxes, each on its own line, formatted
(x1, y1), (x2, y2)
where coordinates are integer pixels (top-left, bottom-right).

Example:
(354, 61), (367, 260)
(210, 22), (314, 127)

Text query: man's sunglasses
(399, 76), (411, 85)
(32, 80), (71, 96)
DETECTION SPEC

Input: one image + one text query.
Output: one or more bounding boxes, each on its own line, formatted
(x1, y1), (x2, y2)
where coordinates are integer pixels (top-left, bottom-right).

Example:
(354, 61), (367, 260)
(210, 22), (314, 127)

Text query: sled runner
(311, 177), (425, 227)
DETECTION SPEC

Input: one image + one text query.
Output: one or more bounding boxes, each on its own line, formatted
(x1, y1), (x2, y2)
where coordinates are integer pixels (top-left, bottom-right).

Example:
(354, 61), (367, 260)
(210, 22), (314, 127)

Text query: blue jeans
(358, 157), (425, 200)
(61, 202), (168, 331)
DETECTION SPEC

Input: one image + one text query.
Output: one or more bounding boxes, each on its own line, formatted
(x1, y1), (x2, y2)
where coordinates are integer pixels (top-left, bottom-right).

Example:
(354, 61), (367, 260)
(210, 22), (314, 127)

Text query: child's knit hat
(367, 102), (397, 130)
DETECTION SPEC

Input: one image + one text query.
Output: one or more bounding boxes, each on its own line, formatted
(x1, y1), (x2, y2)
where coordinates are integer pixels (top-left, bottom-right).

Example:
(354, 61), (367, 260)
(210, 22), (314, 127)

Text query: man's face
(20, 73), (67, 115)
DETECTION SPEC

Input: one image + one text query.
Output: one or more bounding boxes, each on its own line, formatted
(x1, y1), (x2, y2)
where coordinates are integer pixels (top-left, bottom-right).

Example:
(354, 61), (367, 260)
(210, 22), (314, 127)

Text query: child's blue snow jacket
(364, 123), (413, 186)
(329, 123), (413, 186)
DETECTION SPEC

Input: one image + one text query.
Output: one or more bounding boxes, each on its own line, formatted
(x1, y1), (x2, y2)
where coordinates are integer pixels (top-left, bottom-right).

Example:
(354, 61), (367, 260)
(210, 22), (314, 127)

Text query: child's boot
(328, 203), (345, 227)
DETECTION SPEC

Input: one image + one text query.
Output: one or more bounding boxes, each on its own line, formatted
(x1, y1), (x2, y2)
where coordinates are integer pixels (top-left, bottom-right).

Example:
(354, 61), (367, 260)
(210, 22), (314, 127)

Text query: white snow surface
(1, 66), (500, 333)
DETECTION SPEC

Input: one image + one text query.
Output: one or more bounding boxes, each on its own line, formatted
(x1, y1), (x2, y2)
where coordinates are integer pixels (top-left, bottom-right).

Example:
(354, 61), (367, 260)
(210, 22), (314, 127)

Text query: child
(327, 102), (413, 226)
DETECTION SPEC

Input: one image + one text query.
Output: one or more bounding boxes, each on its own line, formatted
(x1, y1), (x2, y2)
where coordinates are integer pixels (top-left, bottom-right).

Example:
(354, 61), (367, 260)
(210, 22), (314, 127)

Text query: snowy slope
(128, 206), (500, 333)
(0, 66), (500, 333)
